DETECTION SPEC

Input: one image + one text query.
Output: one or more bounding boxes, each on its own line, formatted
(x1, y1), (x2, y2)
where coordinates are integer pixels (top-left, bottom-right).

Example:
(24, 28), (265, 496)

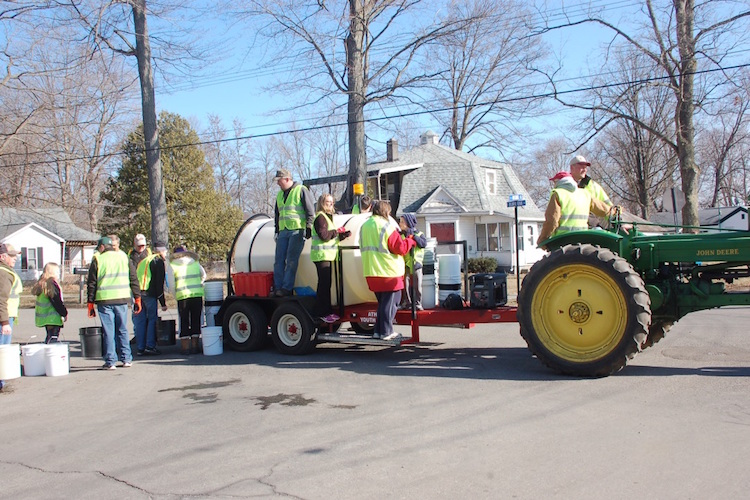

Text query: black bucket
(79, 327), (103, 359)
(157, 319), (176, 346)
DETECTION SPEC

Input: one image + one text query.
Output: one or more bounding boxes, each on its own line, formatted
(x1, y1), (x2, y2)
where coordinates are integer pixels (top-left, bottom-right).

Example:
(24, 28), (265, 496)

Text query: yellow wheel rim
(531, 263), (627, 362)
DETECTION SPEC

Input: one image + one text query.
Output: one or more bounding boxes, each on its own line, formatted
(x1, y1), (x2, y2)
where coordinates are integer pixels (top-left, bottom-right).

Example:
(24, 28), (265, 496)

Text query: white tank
(230, 213), (377, 305)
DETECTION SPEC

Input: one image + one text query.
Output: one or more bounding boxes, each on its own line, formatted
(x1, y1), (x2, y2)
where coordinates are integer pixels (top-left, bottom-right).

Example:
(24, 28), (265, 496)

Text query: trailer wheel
(351, 322), (375, 334)
(223, 301), (268, 352)
(271, 302), (316, 355)
(643, 320), (673, 349)
(518, 244), (651, 377)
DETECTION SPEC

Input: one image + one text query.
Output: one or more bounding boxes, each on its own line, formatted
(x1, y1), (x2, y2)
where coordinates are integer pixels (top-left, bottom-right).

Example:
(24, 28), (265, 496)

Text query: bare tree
(203, 115), (254, 212)
(696, 70), (750, 207)
(538, 0), (750, 229)
(425, 0), (547, 154)
(234, 0), (479, 208)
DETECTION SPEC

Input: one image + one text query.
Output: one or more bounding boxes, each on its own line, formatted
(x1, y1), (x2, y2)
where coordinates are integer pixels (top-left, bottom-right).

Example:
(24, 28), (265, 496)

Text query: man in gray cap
(569, 155), (612, 206)
(272, 168), (315, 297)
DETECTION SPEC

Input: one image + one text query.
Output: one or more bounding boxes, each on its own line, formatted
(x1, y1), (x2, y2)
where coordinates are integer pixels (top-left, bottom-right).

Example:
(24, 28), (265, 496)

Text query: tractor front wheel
(518, 244), (651, 377)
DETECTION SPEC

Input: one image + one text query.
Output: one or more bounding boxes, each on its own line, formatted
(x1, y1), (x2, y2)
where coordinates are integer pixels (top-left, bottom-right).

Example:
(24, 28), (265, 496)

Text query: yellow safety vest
(137, 254), (161, 291)
(277, 184), (306, 231)
(170, 260), (204, 300)
(360, 216), (405, 279)
(404, 230), (425, 271)
(35, 291), (63, 327)
(95, 251), (132, 302)
(554, 188), (591, 235)
(0, 265), (21, 318)
(311, 212), (339, 262)
(583, 179), (612, 205)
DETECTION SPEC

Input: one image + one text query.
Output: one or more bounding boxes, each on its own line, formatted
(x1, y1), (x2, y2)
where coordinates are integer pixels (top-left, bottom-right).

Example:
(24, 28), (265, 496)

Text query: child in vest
(399, 213), (427, 311)
(31, 262), (68, 343)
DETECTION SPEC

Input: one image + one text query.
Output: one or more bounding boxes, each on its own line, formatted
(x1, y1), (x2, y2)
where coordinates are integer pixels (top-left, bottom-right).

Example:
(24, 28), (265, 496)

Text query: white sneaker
(383, 332), (402, 341)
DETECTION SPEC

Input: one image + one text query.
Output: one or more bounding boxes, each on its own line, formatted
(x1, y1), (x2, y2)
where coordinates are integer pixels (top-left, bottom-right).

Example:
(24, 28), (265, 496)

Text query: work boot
(180, 337), (191, 355)
(190, 335), (201, 354)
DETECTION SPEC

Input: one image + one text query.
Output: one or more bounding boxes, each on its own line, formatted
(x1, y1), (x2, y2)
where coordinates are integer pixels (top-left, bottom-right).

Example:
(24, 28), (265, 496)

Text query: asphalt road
(1, 306), (749, 499)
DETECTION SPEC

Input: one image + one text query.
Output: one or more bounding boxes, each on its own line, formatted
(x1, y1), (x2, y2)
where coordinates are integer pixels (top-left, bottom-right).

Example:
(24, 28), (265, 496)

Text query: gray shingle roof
(0, 207), (100, 242)
(374, 141), (544, 218)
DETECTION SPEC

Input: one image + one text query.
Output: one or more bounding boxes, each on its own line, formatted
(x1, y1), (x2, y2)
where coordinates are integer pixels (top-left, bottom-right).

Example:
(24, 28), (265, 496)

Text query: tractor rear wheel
(518, 244), (651, 377)
(643, 320), (673, 349)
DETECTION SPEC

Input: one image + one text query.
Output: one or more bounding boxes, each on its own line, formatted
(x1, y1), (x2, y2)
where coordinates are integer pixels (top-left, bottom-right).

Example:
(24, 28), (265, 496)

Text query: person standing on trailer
(359, 200), (416, 341)
(398, 213), (426, 311)
(272, 168), (315, 297)
(169, 245), (205, 354)
(311, 193), (351, 324)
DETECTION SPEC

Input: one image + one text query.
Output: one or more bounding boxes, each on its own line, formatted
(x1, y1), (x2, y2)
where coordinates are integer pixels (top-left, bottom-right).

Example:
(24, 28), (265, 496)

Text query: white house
(650, 206), (748, 233)
(308, 131), (546, 271)
(0, 207), (100, 280)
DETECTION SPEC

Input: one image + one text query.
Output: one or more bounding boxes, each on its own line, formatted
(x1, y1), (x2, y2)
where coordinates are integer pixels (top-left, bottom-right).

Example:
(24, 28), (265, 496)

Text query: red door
(430, 223), (456, 253)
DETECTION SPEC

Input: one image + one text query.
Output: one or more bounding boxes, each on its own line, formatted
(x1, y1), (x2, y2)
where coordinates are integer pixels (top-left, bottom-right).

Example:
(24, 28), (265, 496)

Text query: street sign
(507, 194), (526, 208)
(661, 187), (685, 213)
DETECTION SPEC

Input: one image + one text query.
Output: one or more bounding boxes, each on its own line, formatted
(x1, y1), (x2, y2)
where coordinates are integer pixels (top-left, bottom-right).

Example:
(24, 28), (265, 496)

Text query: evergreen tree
(102, 111), (243, 259)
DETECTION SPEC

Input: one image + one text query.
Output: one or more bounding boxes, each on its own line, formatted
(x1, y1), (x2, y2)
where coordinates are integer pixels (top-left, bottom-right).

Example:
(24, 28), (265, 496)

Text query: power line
(4, 62), (749, 170)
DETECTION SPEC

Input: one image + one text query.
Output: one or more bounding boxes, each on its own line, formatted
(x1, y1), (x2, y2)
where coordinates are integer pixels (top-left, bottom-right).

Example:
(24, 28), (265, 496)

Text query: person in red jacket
(359, 200), (415, 341)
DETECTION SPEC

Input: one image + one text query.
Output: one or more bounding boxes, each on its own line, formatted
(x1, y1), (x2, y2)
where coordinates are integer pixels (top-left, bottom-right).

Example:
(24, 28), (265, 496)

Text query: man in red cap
(569, 155), (612, 206)
(537, 171), (613, 248)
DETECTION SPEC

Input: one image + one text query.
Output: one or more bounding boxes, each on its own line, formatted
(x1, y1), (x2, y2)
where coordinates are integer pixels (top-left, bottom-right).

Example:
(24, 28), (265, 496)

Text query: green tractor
(518, 214), (750, 377)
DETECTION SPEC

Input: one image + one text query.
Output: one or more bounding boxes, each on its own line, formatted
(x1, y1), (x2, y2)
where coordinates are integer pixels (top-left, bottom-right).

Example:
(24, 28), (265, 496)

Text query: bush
(467, 257), (498, 274)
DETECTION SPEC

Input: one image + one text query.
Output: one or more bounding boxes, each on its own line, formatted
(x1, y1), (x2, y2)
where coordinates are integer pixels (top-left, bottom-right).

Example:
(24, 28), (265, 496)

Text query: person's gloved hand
(305, 227), (312, 239)
(133, 296), (142, 314)
(339, 230), (351, 240)
(87, 302), (96, 318)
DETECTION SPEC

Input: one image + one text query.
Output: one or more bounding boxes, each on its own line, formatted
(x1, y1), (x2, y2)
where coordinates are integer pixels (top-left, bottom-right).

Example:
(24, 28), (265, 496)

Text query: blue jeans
(99, 304), (132, 366)
(375, 290), (401, 336)
(0, 317), (13, 344)
(134, 296), (158, 350)
(274, 229), (305, 292)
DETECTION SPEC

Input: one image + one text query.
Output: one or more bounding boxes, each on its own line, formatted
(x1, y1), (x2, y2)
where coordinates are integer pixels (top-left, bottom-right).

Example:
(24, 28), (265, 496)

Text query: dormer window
(486, 170), (496, 195)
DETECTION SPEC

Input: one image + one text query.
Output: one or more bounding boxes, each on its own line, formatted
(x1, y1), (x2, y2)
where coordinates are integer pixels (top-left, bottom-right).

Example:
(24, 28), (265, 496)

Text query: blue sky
(152, 1), (650, 156)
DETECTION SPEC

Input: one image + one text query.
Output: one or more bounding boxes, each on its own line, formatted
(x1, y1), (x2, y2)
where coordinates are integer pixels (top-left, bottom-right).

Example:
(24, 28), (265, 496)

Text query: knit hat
(402, 213), (417, 229)
(549, 171), (572, 181)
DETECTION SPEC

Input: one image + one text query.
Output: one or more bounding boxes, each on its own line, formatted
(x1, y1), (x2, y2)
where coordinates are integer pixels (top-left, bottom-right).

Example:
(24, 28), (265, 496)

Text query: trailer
(215, 213), (517, 354)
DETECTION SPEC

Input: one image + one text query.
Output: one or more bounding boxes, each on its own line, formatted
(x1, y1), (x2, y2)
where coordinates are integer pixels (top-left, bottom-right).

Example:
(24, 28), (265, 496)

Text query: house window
(486, 170), (496, 195)
(476, 222), (510, 251)
(21, 247), (44, 272)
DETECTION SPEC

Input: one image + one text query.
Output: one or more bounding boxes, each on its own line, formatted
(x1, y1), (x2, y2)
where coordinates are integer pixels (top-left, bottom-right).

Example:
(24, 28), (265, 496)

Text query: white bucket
(201, 326), (223, 356)
(203, 281), (224, 302)
(423, 238), (438, 266)
(422, 274), (437, 309)
(437, 254), (461, 283)
(204, 305), (221, 327)
(22, 344), (47, 376)
(44, 343), (69, 377)
(0, 344), (21, 380)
